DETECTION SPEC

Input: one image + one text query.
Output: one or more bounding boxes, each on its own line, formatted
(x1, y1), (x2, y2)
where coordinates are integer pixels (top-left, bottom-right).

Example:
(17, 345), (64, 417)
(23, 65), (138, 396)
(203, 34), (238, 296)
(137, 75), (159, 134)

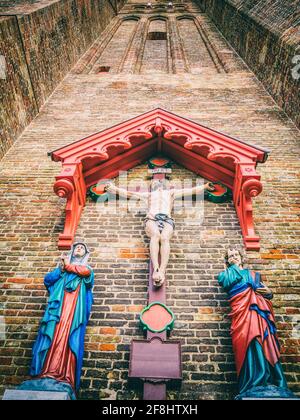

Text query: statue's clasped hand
(60, 257), (69, 272)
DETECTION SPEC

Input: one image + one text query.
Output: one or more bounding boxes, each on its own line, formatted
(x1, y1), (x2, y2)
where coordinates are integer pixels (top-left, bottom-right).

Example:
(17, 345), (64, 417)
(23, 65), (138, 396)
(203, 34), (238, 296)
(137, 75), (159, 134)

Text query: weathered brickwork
(73, 1), (246, 75)
(0, 16), (38, 160)
(177, 18), (217, 73)
(0, 0), (299, 400)
(15, 0), (120, 108)
(0, 0), (126, 159)
(197, 0), (300, 129)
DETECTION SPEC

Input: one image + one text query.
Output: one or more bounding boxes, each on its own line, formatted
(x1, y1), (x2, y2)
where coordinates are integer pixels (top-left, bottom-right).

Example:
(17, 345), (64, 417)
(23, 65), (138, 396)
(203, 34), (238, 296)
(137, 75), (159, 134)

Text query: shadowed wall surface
(0, 0), (126, 159)
(197, 0), (300, 128)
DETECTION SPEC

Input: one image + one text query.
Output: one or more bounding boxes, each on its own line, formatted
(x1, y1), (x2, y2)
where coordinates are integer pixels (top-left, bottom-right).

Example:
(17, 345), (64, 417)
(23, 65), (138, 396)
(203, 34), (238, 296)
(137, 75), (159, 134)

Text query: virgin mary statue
(20, 242), (94, 399)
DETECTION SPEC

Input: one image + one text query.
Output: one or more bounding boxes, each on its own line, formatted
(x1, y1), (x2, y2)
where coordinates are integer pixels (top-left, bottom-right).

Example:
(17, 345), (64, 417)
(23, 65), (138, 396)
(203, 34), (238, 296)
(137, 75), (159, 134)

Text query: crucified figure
(105, 179), (215, 287)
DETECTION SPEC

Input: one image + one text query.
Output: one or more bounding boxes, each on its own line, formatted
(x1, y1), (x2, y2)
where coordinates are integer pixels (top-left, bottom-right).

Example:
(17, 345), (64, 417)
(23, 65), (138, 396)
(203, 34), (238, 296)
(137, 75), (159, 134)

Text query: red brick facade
(0, 0), (299, 400)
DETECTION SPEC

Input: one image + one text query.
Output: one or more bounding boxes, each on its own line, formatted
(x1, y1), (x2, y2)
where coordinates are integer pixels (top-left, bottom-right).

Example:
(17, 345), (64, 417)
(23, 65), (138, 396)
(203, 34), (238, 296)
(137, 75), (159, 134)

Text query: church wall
(196, 0), (300, 128)
(0, 16), (38, 161)
(0, 0), (126, 160)
(0, 1), (299, 400)
(0, 69), (299, 398)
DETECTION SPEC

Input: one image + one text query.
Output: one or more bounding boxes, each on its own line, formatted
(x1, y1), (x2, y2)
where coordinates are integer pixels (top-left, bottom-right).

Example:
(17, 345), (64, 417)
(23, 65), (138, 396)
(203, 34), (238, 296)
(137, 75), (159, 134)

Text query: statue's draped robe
(30, 264), (94, 391)
(218, 265), (287, 394)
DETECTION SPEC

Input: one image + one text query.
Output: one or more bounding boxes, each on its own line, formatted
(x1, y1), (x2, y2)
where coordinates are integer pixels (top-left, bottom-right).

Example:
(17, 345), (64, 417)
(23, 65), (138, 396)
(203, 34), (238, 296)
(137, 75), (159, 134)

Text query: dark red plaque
(129, 338), (182, 381)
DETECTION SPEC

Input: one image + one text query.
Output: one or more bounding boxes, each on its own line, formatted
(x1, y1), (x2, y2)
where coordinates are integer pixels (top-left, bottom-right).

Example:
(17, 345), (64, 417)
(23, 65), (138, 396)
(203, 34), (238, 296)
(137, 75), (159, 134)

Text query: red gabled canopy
(49, 108), (269, 250)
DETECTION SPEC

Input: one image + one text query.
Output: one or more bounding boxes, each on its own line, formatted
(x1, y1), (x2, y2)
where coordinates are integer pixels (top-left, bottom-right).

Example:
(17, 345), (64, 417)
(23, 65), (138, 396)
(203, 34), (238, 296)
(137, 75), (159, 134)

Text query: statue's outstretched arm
(173, 182), (215, 199)
(105, 183), (147, 200)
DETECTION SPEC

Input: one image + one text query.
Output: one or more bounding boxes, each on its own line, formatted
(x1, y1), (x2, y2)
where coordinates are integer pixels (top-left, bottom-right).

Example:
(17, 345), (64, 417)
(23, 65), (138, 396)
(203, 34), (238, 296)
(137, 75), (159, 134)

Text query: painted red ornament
(49, 108), (269, 250)
(205, 182), (231, 203)
(140, 302), (175, 334)
(89, 182), (109, 202)
(148, 157), (172, 168)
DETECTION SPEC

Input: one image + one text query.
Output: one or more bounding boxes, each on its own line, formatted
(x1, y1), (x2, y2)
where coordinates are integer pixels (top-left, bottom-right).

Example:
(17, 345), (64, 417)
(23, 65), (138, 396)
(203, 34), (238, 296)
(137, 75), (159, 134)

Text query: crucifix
(104, 157), (215, 400)
(105, 159), (214, 287)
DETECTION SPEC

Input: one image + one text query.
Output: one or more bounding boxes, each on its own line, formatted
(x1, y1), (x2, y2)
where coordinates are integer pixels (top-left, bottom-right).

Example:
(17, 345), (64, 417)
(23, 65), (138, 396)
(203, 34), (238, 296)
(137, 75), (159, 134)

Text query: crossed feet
(152, 267), (165, 288)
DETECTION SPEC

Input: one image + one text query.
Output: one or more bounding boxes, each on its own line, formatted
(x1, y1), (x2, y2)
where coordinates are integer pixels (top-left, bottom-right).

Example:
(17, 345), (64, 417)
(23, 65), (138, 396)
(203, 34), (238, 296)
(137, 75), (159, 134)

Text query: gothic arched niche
(141, 18), (169, 73)
(90, 18), (139, 74)
(177, 16), (219, 73)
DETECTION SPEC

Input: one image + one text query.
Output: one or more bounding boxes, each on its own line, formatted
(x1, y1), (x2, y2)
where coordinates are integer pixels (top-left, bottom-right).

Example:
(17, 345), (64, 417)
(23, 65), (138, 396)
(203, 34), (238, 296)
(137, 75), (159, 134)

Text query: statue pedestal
(4, 377), (76, 400)
(3, 389), (70, 400)
(235, 385), (299, 400)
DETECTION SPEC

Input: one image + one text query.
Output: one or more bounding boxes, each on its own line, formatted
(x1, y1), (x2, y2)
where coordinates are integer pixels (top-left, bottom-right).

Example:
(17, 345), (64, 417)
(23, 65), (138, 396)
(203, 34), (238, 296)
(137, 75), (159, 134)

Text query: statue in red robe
(218, 247), (295, 399)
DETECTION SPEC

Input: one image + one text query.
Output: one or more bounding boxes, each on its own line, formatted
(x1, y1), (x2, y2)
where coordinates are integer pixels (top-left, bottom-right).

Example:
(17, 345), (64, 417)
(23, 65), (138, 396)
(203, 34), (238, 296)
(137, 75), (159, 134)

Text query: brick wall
(0, 16), (37, 160)
(0, 0), (299, 400)
(197, 0), (300, 128)
(0, 0), (126, 160)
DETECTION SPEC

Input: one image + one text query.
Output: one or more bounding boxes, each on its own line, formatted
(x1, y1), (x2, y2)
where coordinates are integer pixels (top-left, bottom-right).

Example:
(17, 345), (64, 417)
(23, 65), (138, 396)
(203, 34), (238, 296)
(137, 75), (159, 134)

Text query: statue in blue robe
(19, 243), (94, 399)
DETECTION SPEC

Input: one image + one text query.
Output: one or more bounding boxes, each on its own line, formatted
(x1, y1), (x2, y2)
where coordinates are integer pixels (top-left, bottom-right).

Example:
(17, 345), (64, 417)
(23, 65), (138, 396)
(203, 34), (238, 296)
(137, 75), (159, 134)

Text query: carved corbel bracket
(234, 163), (263, 251)
(54, 163), (86, 250)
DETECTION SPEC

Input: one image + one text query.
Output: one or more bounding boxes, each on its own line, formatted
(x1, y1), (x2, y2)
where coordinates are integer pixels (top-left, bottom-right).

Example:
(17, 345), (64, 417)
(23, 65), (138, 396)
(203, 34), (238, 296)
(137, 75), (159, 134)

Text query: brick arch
(133, 4), (147, 10)
(49, 108), (269, 251)
(176, 14), (196, 21)
(147, 15), (169, 23)
(121, 15), (141, 22)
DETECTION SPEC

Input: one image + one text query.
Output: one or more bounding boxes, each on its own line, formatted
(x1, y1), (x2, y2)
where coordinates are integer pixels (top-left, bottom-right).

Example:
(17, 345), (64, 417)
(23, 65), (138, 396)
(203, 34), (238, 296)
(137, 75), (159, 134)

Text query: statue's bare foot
(153, 268), (161, 286)
(154, 271), (165, 288)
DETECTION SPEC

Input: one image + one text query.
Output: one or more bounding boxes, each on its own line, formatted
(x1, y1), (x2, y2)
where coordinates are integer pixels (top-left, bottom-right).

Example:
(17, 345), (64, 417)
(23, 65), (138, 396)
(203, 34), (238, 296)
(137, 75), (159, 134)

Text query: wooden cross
(129, 158), (182, 400)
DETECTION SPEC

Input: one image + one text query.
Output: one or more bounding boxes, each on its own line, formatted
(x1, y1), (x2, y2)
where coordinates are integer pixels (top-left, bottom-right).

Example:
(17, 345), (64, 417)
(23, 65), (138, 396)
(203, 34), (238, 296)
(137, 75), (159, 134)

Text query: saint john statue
(218, 247), (294, 399)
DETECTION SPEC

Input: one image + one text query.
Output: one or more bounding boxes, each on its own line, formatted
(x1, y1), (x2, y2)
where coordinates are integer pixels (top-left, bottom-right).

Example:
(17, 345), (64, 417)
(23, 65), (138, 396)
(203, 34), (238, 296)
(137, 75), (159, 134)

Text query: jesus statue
(105, 179), (215, 287)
